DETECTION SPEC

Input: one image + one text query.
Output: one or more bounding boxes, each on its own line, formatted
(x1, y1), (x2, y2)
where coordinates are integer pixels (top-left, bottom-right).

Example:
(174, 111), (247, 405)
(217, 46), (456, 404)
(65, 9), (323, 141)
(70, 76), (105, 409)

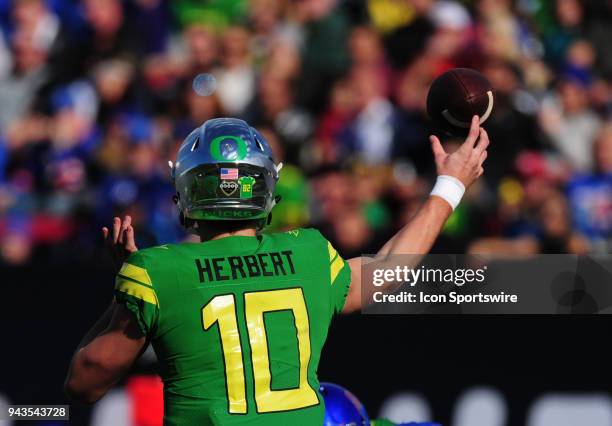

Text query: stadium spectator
(539, 75), (601, 171)
(567, 122), (612, 250)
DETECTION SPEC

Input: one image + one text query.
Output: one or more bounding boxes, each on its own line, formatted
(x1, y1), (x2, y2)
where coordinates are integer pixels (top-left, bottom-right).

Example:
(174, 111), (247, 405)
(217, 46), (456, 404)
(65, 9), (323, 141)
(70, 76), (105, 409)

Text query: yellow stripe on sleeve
(118, 262), (152, 286)
(327, 242), (338, 262)
(115, 277), (159, 306)
(330, 255), (344, 285)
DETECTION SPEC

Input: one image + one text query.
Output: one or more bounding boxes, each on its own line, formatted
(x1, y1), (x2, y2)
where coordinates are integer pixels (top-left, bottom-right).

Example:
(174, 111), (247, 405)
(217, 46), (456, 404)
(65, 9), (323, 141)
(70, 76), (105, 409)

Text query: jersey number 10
(202, 288), (319, 414)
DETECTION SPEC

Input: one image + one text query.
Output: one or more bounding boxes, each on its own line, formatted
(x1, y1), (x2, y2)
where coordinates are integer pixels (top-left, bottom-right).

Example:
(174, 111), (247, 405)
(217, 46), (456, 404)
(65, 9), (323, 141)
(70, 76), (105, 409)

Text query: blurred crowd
(0, 0), (611, 265)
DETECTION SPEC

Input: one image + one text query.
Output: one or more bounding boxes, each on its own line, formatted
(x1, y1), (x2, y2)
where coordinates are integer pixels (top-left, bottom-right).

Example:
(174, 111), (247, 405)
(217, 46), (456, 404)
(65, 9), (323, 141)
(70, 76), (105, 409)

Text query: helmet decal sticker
(202, 210), (255, 218)
(210, 135), (248, 161)
(220, 167), (239, 179)
(219, 180), (239, 196)
(238, 176), (255, 199)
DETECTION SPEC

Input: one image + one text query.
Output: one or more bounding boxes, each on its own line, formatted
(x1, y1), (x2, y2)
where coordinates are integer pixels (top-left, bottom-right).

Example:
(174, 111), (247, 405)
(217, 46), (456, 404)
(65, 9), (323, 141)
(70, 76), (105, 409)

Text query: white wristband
(430, 175), (465, 210)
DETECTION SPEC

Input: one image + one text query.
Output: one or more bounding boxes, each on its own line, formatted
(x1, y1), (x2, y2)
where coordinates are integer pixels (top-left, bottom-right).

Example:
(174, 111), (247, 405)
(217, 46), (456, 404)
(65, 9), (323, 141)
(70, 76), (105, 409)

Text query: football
(426, 68), (495, 137)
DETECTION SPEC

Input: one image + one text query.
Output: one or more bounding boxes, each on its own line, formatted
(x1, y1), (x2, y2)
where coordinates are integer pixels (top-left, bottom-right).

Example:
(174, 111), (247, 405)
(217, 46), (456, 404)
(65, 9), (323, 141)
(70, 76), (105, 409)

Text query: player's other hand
(102, 216), (138, 272)
(429, 115), (489, 188)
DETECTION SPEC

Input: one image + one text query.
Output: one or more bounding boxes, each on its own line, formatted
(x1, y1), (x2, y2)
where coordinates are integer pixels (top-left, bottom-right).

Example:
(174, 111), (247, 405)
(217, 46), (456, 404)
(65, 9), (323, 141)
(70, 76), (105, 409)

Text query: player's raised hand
(102, 215), (138, 272)
(429, 115), (489, 188)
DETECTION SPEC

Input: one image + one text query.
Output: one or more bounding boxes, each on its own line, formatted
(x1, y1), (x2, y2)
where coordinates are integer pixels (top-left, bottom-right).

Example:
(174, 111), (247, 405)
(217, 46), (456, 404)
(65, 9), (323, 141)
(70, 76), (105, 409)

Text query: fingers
(122, 215), (132, 231)
(105, 216), (138, 272)
(109, 216), (133, 245)
(462, 116), (480, 150)
(475, 128), (490, 154)
(479, 149), (488, 166)
(476, 129), (488, 176)
(429, 135), (447, 162)
(124, 225), (138, 253)
(112, 217), (121, 244)
(118, 215), (132, 244)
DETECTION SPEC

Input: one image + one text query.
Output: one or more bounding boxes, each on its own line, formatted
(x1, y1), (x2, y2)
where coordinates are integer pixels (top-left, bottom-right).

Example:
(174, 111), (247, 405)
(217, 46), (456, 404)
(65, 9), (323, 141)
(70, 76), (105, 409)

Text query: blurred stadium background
(1, 0), (612, 425)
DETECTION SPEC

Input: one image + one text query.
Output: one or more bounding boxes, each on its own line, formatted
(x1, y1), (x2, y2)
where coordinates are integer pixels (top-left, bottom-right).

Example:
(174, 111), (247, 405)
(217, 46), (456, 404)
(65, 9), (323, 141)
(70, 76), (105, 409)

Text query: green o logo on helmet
(210, 135), (248, 161)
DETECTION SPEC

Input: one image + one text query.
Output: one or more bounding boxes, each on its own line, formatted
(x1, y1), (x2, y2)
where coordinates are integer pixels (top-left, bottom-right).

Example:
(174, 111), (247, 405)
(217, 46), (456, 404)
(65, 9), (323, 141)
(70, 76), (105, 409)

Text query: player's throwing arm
(342, 116), (489, 313)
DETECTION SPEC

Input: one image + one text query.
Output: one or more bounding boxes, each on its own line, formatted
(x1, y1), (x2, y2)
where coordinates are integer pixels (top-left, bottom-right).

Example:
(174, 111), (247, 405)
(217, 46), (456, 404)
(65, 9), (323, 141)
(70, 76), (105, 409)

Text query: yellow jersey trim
(115, 278), (159, 306)
(327, 242), (338, 262)
(118, 262), (153, 287)
(330, 255), (344, 285)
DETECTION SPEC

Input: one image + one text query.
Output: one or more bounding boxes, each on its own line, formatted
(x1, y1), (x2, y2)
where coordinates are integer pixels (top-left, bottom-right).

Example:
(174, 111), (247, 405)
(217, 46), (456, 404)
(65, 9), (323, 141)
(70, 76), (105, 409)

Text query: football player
(65, 116), (488, 425)
(321, 382), (370, 425)
(320, 382), (440, 426)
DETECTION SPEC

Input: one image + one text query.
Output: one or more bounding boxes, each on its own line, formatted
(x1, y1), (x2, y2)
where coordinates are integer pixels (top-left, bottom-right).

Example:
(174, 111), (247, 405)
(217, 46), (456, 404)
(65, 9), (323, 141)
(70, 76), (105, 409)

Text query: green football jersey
(114, 228), (351, 426)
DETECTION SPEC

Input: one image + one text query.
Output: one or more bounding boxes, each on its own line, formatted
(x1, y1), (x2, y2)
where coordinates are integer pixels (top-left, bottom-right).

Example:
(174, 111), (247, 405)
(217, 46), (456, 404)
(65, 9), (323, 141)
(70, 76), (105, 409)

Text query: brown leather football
(426, 68), (494, 137)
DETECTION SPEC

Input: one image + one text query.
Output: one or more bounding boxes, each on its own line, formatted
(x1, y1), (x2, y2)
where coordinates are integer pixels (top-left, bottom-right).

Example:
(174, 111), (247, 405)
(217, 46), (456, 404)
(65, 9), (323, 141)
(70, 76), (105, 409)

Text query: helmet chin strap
(264, 164), (283, 228)
(264, 195), (282, 228)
